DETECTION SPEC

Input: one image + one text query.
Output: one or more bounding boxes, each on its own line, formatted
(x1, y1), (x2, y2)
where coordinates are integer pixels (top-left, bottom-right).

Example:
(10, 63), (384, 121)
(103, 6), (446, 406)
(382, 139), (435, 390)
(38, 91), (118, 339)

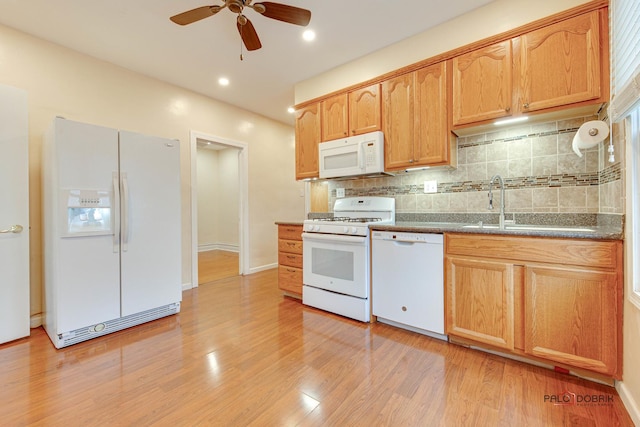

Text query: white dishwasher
(371, 231), (446, 340)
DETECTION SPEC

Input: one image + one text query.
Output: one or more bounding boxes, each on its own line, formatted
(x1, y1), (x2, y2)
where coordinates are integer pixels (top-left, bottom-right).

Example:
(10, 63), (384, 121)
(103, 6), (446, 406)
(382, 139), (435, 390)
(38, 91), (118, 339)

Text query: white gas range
(301, 197), (395, 322)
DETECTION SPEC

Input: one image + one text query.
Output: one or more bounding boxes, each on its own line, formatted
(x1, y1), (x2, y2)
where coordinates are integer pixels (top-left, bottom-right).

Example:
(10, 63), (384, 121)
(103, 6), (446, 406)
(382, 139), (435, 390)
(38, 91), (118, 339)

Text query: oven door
(302, 232), (369, 298)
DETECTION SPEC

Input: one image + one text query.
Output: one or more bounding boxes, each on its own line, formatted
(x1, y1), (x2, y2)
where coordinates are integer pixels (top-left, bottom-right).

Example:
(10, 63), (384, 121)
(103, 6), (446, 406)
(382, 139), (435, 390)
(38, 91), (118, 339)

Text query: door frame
(190, 131), (249, 287)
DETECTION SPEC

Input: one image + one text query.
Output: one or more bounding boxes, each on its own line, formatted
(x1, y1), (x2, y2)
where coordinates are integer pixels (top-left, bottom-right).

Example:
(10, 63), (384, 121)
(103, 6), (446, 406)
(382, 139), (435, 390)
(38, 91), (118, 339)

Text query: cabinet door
(348, 84), (381, 136)
(517, 11), (601, 113)
(382, 73), (415, 170)
(414, 62), (450, 165)
(446, 256), (515, 350)
(524, 265), (619, 376)
(295, 104), (320, 180)
(451, 40), (513, 126)
(321, 93), (348, 141)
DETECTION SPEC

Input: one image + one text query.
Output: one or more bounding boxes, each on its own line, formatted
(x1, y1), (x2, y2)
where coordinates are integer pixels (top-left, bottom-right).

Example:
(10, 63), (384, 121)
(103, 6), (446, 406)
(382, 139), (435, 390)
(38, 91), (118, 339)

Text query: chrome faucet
(488, 174), (506, 230)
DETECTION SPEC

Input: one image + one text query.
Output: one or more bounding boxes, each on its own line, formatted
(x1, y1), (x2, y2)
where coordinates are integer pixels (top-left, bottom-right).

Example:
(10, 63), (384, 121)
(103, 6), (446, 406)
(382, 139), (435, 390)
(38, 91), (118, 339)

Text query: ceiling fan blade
(170, 5), (223, 25)
(254, 2), (311, 26)
(237, 17), (262, 51)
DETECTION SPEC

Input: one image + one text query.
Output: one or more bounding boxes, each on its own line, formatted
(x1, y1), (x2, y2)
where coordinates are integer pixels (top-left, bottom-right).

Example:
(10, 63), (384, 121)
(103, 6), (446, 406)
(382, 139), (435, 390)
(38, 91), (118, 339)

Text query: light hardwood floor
(199, 250), (239, 284)
(0, 269), (633, 426)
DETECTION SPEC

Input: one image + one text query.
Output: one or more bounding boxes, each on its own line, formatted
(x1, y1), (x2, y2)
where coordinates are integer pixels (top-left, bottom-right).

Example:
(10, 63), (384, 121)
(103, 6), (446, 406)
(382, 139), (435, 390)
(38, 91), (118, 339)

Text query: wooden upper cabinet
(415, 62), (451, 165)
(451, 10), (606, 129)
(382, 73), (415, 170)
(295, 103), (320, 180)
(517, 11), (602, 113)
(320, 84), (382, 141)
(348, 84), (381, 136)
(524, 265), (619, 376)
(320, 93), (348, 141)
(451, 40), (513, 126)
(383, 63), (452, 170)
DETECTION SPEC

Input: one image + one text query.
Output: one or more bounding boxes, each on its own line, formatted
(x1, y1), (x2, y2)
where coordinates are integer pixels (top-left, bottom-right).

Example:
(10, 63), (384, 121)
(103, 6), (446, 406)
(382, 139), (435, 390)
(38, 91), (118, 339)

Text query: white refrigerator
(43, 117), (182, 348)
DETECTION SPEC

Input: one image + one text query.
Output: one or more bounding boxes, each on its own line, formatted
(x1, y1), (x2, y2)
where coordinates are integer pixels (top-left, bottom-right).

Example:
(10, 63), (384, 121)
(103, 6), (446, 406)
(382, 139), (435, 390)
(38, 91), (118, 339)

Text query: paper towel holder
(572, 120), (610, 159)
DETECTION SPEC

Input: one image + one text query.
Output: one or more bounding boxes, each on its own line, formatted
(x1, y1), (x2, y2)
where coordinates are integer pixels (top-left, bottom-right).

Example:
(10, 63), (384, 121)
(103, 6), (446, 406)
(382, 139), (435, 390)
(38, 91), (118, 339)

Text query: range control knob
(343, 226), (350, 233)
(350, 227), (358, 234)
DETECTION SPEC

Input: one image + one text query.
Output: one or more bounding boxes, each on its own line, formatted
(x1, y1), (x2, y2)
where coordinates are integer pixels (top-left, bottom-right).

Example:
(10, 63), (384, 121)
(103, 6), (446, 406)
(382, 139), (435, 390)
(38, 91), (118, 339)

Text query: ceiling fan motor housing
(227, 0), (245, 14)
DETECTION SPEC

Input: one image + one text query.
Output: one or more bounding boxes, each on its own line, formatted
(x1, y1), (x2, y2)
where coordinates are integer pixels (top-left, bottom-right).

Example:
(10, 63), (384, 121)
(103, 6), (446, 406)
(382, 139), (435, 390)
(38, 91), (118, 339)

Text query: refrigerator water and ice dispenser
(62, 189), (112, 236)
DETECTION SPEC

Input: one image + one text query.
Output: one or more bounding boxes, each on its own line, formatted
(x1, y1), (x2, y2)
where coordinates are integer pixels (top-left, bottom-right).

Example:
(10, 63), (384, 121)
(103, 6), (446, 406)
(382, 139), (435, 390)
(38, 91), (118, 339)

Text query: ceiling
(0, 0), (493, 125)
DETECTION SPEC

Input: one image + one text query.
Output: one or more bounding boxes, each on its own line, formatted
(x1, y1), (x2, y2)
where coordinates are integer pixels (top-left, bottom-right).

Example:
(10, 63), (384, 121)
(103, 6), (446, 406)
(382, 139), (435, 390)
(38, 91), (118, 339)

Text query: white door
(0, 84), (30, 344)
(119, 131), (181, 316)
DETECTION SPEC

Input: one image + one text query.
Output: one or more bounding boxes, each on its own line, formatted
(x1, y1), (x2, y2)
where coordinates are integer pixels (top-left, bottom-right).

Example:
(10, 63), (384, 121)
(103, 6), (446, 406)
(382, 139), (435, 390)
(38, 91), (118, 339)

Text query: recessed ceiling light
(218, 77), (230, 86)
(302, 30), (315, 42)
(287, 107), (295, 114)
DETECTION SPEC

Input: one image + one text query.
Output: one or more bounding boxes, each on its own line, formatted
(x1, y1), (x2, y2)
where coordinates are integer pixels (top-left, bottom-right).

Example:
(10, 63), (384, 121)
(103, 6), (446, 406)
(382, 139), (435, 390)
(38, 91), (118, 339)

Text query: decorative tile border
(331, 171), (602, 198)
(600, 162), (622, 185)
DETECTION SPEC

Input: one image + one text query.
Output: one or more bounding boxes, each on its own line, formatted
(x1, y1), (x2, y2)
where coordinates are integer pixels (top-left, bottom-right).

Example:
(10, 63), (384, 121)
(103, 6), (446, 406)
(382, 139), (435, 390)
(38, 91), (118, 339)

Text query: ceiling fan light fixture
(252, 4), (266, 14)
(237, 14), (248, 25)
(227, 0), (244, 14)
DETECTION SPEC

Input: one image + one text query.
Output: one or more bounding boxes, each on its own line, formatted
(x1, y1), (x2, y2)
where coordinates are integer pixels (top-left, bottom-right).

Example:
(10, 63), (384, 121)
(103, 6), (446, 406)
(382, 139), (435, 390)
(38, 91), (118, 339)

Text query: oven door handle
(302, 232), (367, 244)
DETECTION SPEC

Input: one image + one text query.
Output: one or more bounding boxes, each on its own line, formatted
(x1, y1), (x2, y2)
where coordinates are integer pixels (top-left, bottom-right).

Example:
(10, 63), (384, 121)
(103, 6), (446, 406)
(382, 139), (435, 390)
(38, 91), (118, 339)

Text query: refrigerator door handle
(112, 172), (120, 253)
(121, 172), (129, 252)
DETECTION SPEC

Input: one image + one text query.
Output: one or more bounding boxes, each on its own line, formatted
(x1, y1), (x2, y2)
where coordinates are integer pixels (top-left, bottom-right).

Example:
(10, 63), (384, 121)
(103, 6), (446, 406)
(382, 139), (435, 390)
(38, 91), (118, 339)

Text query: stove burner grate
(310, 216), (383, 223)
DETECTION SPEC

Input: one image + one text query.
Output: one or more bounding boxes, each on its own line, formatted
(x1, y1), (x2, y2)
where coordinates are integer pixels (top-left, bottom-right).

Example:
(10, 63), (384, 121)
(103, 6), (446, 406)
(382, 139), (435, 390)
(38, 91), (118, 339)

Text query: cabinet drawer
(278, 239), (303, 255)
(445, 233), (620, 269)
(278, 225), (302, 241)
(278, 265), (302, 294)
(279, 252), (302, 268)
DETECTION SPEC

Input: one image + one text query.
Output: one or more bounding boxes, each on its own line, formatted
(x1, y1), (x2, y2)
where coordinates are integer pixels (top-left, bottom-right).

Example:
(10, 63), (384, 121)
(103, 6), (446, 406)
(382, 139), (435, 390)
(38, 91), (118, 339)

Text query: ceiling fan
(170, 1), (312, 53)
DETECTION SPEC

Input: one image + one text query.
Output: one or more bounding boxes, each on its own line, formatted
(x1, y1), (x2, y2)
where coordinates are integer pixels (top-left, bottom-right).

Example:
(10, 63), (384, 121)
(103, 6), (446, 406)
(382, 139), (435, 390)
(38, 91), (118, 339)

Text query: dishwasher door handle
(390, 240), (419, 246)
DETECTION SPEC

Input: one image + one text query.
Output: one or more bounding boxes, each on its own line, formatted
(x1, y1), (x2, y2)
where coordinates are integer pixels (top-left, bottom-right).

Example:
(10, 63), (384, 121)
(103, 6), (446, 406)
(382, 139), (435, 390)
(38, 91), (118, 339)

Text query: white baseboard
(182, 282), (194, 291)
(249, 263), (278, 274)
(617, 382), (640, 426)
(30, 313), (43, 328)
(198, 243), (239, 253)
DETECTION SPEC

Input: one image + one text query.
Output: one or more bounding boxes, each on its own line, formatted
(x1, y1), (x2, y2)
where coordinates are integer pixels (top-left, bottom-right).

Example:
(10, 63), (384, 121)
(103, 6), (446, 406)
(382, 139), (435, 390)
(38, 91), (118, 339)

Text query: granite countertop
(370, 221), (623, 240)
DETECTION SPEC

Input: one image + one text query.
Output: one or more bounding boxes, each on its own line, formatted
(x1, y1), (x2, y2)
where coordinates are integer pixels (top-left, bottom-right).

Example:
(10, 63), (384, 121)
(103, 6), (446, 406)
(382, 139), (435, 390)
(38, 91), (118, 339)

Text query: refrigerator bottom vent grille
(57, 302), (181, 347)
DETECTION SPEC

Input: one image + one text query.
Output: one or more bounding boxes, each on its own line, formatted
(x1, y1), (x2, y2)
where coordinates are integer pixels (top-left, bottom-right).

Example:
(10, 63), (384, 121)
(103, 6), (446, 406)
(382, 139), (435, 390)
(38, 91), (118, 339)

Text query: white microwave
(319, 131), (385, 179)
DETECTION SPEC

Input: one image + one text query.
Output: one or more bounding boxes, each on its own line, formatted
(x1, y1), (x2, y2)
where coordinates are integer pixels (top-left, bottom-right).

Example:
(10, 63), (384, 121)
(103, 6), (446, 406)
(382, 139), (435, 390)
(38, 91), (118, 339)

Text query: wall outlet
(424, 180), (438, 193)
(336, 188), (345, 198)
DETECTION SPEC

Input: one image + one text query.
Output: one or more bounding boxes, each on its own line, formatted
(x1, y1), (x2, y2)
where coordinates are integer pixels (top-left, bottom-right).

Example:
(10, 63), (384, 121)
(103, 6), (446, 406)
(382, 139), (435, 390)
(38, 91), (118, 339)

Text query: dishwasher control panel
(371, 231), (443, 244)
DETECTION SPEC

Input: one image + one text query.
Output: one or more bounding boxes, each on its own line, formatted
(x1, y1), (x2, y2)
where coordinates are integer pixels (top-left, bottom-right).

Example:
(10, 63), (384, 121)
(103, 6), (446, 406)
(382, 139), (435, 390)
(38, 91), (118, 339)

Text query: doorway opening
(190, 131), (249, 288)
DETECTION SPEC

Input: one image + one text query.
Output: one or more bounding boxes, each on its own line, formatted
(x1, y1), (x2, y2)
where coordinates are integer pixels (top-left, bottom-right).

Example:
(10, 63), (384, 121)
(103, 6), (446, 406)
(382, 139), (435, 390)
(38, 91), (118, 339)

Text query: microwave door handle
(359, 141), (365, 170)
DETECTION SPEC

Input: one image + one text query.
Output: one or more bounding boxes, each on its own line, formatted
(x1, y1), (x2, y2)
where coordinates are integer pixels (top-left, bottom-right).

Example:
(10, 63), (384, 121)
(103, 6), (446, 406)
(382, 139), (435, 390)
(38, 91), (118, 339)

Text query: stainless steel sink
(461, 224), (597, 232)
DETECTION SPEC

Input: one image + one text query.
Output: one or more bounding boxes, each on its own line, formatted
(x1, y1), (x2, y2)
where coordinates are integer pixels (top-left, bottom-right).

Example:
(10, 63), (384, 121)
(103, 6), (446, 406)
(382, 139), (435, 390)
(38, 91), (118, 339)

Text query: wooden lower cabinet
(446, 257), (515, 351)
(525, 265), (619, 375)
(445, 233), (622, 379)
(277, 224), (303, 297)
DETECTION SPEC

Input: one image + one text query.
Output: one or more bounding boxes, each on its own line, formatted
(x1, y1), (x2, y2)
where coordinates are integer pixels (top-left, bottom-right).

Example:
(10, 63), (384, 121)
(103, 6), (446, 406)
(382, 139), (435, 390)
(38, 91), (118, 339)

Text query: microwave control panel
(364, 142), (377, 167)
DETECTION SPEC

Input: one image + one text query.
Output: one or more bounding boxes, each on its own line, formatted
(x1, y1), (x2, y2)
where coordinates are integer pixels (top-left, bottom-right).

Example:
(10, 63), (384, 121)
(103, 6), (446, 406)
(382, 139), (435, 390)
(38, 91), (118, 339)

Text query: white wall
(196, 149), (220, 248)
(196, 147), (240, 250)
(295, 0), (592, 104)
(0, 23), (305, 318)
(217, 148), (240, 247)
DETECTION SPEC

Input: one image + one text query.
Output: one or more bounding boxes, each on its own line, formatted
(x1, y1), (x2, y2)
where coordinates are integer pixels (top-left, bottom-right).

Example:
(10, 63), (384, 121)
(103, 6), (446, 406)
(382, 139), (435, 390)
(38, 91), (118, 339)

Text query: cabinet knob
(505, 106), (511, 112)
(523, 103), (529, 109)
(409, 159), (414, 163)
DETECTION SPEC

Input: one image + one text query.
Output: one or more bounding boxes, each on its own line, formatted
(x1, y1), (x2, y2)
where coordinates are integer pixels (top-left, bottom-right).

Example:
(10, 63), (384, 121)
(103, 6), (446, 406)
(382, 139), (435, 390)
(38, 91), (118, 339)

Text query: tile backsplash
(324, 115), (623, 215)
